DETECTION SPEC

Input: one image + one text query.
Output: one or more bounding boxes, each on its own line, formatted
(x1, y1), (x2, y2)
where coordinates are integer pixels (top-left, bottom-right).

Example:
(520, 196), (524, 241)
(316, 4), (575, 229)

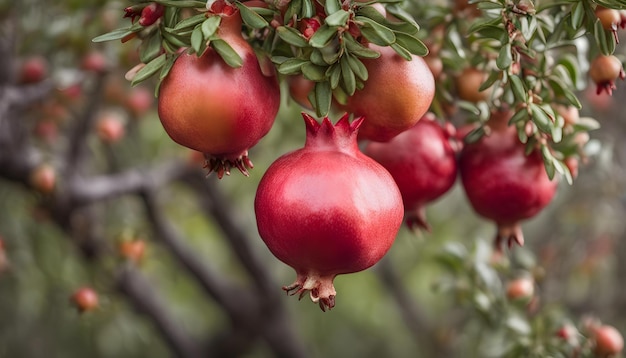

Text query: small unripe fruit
(589, 55), (625, 96)
(96, 112), (126, 143)
(119, 240), (146, 264)
(81, 51), (108, 73)
(593, 325), (624, 357)
(30, 164), (56, 194)
(456, 67), (492, 103)
(596, 7), (621, 44)
(138, 3), (165, 26)
(19, 56), (48, 84)
(125, 86), (154, 117)
(70, 287), (99, 313)
(505, 276), (535, 301)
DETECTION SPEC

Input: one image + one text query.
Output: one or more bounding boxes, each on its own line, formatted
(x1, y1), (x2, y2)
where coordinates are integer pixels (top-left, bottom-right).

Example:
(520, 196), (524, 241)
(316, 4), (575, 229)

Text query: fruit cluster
(92, 0), (624, 321)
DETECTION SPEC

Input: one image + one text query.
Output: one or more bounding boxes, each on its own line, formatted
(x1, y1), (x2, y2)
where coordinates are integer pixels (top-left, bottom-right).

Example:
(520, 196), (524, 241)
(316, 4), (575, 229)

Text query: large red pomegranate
(254, 113), (403, 311)
(157, 4), (280, 178)
(343, 44), (435, 142)
(363, 113), (458, 231)
(459, 110), (558, 251)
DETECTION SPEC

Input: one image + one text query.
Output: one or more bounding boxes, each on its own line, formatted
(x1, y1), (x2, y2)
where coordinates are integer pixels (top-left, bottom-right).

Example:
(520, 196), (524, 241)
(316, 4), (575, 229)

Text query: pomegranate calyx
(302, 112), (364, 153)
(283, 273), (337, 312)
(405, 206), (431, 232)
(495, 223), (524, 252)
(203, 152), (254, 178)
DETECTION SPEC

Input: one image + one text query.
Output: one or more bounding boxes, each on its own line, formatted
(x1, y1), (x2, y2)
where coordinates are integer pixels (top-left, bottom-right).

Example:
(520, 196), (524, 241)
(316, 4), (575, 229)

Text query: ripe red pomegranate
(593, 325), (624, 357)
(70, 287), (99, 313)
(363, 113), (458, 231)
(459, 111), (558, 251)
(255, 113), (403, 311)
(589, 55), (625, 95)
(343, 45), (435, 142)
(158, 4), (280, 178)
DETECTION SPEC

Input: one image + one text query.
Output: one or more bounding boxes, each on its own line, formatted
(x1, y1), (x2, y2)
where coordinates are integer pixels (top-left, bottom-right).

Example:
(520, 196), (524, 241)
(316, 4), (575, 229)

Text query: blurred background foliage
(1, 0), (626, 357)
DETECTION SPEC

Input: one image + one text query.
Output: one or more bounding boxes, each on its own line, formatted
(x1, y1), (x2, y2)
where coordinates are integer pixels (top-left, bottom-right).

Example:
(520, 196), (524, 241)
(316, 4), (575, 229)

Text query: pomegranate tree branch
(376, 257), (451, 356)
(70, 160), (195, 206)
(139, 189), (254, 314)
(182, 174), (275, 296)
(116, 266), (204, 358)
(64, 73), (107, 178)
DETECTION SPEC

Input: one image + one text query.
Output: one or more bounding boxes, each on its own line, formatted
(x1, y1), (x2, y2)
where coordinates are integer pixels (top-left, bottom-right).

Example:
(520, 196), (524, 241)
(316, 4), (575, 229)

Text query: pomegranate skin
(459, 111), (558, 251)
(157, 10), (280, 177)
(254, 113), (403, 311)
(364, 113), (458, 231)
(344, 44), (435, 142)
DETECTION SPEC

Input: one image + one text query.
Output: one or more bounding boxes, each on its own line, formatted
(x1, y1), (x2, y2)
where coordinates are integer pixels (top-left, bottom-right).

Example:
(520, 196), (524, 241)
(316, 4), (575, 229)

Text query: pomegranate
(363, 113), (458, 231)
(459, 111), (558, 251)
(343, 44), (435, 142)
(254, 113), (403, 311)
(593, 325), (624, 357)
(456, 67), (492, 103)
(70, 287), (99, 313)
(589, 54), (625, 95)
(81, 51), (108, 73)
(596, 7), (621, 44)
(96, 112), (126, 143)
(30, 164), (56, 194)
(287, 74), (315, 110)
(19, 56), (48, 84)
(125, 86), (153, 117)
(158, 4), (280, 178)
(505, 276), (535, 301)
(119, 240), (147, 264)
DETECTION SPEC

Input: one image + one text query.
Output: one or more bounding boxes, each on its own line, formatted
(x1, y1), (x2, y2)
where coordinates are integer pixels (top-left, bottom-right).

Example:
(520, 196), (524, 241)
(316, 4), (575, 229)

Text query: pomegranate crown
(302, 113), (364, 152)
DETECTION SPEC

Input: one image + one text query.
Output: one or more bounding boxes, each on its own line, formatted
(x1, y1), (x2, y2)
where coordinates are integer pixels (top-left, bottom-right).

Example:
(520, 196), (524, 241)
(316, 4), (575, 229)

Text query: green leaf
(383, 5), (419, 34)
(390, 43), (412, 61)
(509, 75), (526, 102)
(465, 126), (486, 144)
(302, 63), (327, 81)
(159, 54), (178, 81)
(132, 54), (167, 86)
(173, 13), (206, 31)
(236, 2), (269, 29)
(356, 5), (386, 23)
(328, 63), (341, 89)
(478, 71), (499, 93)
(324, 0), (340, 16)
(139, 32), (163, 64)
(355, 16), (396, 46)
(394, 32), (429, 56)
(325, 9), (350, 27)
(191, 25), (204, 54)
(161, 30), (189, 49)
(314, 81), (332, 117)
(202, 16), (221, 39)
(529, 103), (553, 135)
(594, 19), (615, 55)
(153, 0), (206, 7)
(541, 145), (556, 180)
(277, 26), (309, 47)
(277, 58), (308, 75)
(571, 2), (584, 29)
(302, 0), (315, 18)
(573, 117), (601, 131)
(344, 34), (380, 58)
(496, 43), (512, 70)
(509, 108), (529, 126)
(345, 54), (368, 81)
(92, 24), (141, 43)
(340, 56), (356, 95)
(309, 25), (337, 48)
(212, 39), (243, 68)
